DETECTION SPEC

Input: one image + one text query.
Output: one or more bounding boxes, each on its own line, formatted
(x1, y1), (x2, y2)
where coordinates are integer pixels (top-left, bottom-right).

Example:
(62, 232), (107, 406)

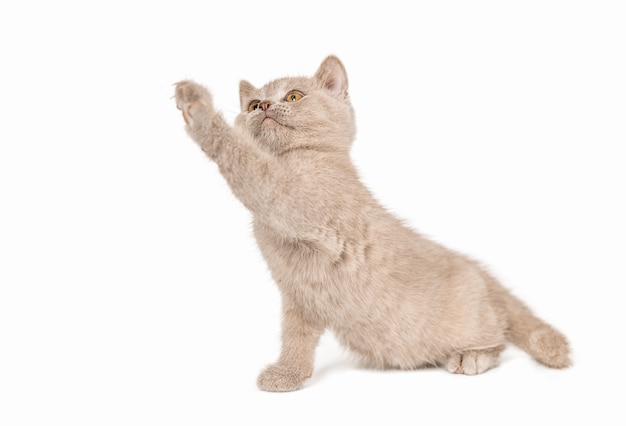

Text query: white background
(1, 1), (624, 424)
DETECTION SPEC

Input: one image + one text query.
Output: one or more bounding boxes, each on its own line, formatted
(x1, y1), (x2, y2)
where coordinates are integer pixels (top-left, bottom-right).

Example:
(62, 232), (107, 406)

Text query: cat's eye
(248, 101), (261, 112)
(285, 91), (304, 103)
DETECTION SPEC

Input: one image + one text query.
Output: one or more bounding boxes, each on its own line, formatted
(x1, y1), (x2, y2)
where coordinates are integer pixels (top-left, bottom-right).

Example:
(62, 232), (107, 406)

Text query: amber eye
(248, 101), (261, 112)
(285, 91), (303, 103)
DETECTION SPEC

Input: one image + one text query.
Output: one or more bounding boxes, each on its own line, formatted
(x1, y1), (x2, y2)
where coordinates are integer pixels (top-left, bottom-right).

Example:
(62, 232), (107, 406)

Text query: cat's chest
(253, 221), (371, 321)
(255, 228), (339, 287)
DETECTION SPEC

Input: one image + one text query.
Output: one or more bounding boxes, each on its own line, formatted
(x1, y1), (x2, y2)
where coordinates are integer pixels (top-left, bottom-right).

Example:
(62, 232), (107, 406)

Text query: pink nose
(260, 101), (272, 111)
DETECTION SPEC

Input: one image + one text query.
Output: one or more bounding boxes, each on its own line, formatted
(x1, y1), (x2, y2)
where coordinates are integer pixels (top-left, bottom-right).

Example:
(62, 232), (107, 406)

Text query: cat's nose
(260, 101), (272, 111)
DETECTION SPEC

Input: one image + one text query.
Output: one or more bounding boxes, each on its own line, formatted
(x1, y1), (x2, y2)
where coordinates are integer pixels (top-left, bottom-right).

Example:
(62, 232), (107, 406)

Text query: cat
(174, 55), (570, 392)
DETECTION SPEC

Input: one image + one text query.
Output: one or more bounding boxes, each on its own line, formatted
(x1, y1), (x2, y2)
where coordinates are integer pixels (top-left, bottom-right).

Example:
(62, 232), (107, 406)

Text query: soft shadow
(305, 357), (360, 388)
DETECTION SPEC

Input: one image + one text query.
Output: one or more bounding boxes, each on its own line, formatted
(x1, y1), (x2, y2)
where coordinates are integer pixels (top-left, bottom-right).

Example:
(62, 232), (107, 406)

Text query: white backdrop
(1, 1), (624, 424)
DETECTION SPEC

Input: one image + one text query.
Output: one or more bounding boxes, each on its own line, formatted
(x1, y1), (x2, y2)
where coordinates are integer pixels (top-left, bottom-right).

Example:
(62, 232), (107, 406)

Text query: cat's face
(235, 56), (356, 154)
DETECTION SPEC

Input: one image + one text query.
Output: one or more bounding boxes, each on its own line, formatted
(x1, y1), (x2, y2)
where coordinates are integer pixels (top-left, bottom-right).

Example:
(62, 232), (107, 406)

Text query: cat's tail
(497, 285), (571, 368)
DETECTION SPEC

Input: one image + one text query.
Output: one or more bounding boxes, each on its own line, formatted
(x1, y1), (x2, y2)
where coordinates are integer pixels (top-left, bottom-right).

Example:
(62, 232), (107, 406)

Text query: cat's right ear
(239, 80), (257, 112)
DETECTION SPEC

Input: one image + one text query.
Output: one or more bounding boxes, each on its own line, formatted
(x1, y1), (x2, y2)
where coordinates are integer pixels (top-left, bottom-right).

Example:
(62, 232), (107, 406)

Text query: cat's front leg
(174, 80), (225, 160)
(258, 296), (324, 392)
(175, 80), (214, 126)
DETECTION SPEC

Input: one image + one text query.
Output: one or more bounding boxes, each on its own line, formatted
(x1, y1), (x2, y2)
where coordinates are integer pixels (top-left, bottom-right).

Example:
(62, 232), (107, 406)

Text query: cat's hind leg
(444, 345), (505, 375)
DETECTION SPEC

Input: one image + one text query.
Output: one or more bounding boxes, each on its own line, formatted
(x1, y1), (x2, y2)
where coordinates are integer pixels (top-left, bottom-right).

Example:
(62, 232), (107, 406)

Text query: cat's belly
(330, 308), (445, 369)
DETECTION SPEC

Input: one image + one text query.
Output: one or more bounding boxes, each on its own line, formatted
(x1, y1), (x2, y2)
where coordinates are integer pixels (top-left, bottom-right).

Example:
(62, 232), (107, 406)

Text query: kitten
(174, 56), (570, 392)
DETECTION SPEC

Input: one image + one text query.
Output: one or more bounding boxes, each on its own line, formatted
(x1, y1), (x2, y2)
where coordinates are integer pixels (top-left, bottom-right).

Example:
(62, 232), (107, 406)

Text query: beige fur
(174, 56), (571, 392)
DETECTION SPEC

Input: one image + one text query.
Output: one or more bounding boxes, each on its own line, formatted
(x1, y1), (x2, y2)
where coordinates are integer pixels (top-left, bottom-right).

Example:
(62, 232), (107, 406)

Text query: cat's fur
(174, 56), (570, 392)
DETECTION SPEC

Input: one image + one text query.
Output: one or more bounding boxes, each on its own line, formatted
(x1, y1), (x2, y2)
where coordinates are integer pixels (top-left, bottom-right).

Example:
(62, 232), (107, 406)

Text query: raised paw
(257, 363), (312, 392)
(174, 80), (213, 126)
(444, 345), (504, 375)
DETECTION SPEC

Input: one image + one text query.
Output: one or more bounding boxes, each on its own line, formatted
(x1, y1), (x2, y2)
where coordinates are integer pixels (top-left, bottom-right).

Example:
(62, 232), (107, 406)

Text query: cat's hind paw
(444, 345), (504, 375)
(257, 363), (312, 392)
(174, 80), (213, 126)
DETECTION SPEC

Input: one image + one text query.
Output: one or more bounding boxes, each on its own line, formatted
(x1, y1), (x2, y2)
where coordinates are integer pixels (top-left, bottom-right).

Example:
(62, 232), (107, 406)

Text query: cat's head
(235, 56), (356, 154)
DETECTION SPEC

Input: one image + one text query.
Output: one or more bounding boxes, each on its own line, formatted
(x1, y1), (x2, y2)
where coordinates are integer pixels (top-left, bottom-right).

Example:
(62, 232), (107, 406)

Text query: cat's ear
(239, 80), (257, 111)
(314, 55), (349, 98)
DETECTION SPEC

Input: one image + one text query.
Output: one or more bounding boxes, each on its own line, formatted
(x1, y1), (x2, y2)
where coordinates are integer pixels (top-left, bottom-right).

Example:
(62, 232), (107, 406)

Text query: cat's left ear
(239, 80), (257, 111)
(314, 55), (349, 98)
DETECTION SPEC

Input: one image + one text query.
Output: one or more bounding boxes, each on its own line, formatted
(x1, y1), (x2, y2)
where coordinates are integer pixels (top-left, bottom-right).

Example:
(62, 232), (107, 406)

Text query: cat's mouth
(260, 111), (293, 130)
(261, 113), (284, 129)
(262, 116), (278, 125)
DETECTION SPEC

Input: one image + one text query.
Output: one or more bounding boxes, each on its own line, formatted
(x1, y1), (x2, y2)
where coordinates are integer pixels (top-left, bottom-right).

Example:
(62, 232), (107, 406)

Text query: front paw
(174, 80), (213, 126)
(257, 363), (312, 392)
